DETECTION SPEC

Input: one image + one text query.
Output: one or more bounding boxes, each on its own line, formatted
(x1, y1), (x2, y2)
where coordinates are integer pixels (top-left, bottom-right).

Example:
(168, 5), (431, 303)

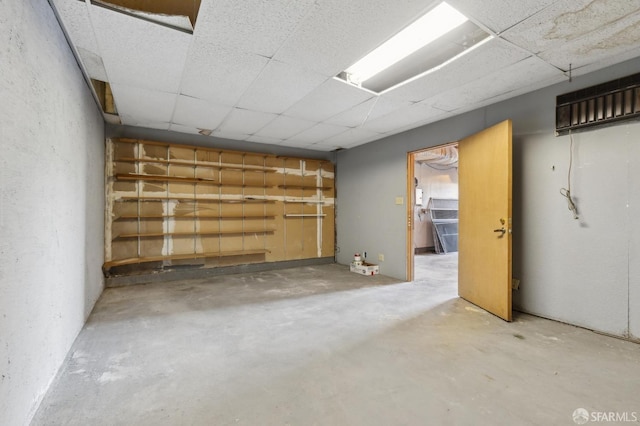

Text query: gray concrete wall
(337, 56), (640, 340)
(0, 2), (105, 425)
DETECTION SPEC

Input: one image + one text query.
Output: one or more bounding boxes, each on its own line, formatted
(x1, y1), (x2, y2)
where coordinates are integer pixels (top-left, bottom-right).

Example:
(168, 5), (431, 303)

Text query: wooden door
(458, 120), (513, 321)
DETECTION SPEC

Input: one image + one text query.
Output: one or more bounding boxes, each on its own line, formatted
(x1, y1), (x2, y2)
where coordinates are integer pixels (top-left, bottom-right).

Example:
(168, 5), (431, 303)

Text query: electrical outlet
(378, 253), (384, 261)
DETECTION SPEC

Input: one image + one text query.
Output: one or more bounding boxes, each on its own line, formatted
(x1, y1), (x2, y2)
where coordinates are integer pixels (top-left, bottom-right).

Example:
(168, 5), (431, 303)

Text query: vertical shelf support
(192, 146), (197, 257)
(135, 141), (142, 259)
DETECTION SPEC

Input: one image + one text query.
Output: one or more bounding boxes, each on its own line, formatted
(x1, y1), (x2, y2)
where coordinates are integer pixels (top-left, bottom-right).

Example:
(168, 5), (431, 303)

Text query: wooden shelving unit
(104, 138), (336, 276)
(116, 196), (275, 203)
(116, 214), (275, 220)
(116, 229), (276, 239)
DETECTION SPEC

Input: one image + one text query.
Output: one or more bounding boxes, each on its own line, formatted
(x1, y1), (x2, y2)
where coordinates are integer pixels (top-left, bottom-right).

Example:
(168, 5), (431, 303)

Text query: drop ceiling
(51, 0), (640, 151)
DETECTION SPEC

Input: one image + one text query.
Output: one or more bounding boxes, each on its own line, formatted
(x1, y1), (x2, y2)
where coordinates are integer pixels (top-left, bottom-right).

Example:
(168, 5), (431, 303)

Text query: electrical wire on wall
(560, 131), (579, 219)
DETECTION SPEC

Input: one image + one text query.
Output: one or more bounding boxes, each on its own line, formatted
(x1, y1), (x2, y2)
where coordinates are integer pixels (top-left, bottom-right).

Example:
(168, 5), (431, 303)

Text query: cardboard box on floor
(350, 261), (380, 276)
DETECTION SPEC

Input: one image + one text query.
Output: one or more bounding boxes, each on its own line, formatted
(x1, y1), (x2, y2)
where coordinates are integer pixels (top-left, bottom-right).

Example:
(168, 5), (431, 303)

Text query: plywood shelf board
(116, 196), (276, 203)
(116, 174), (274, 186)
(220, 183), (275, 188)
(116, 229), (276, 239)
(115, 173), (274, 188)
(114, 157), (279, 172)
(278, 185), (333, 190)
(116, 173), (217, 183)
(116, 214), (275, 220)
(103, 249), (270, 270)
(216, 163), (277, 172)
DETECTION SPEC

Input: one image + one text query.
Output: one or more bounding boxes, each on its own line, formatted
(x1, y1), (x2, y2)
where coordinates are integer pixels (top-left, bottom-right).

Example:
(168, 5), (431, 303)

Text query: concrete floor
(32, 254), (640, 425)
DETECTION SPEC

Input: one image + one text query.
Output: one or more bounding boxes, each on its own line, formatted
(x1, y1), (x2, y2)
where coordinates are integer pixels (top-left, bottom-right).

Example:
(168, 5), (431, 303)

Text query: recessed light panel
(338, 2), (490, 93)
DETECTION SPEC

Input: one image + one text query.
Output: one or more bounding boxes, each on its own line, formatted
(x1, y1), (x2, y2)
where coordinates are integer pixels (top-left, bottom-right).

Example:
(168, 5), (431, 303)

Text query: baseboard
(514, 307), (640, 345)
(106, 257), (336, 287)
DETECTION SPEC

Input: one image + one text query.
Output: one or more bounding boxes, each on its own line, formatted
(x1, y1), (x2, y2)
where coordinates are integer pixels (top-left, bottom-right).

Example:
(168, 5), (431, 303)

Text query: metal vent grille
(556, 72), (640, 135)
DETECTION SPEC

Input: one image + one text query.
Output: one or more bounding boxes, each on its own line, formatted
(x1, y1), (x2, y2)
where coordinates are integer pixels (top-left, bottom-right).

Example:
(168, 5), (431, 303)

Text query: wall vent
(556, 72), (640, 135)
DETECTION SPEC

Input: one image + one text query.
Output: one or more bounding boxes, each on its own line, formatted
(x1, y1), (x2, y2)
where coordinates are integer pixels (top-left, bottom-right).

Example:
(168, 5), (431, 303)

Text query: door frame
(406, 142), (459, 281)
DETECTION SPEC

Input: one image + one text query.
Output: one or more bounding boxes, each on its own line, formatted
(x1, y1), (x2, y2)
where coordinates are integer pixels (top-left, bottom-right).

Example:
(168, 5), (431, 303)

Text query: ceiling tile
(277, 140), (315, 148)
(110, 84), (177, 125)
(51, 0), (640, 151)
(237, 60), (329, 114)
(567, 48), (640, 78)
(273, 0), (438, 77)
(427, 56), (566, 112)
(321, 127), (384, 148)
(217, 108), (278, 135)
(195, 0), (316, 57)
(89, 4), (191, 93)
(447, 0), (557, 34)
(52, 0), (99, 54)
(361, 103), (451, 134)
(325, 96), (412, 127)
(172, 95), (231, 130)
(52, 0), (108, 81)
(77, 47), (108, 82)
(537, 12), (640, 71)
(180, 39), (269, 106)
(286, 78), (374, 122)
(253, 115), (316, 139)
(383, 38), (530, 103)
(501, 0), (640, 56)
(286, 123), (349, 144)
(246, 134), (284, 145)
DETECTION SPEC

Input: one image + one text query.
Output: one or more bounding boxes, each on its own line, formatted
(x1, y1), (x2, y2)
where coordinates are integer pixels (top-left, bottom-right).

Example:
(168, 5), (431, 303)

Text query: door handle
(493, 227), (506, 236)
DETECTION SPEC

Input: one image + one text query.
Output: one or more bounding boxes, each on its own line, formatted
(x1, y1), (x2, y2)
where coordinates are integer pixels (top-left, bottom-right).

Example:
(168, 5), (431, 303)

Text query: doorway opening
(407, 120), (513, 321)
(407, 143), (458, 287)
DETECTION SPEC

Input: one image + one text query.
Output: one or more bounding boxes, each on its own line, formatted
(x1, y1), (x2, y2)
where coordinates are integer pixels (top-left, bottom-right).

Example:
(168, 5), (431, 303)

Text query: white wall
(336, 57), (640, 340)
(413, 163), (458, 250)
(0, 2), (105, 425)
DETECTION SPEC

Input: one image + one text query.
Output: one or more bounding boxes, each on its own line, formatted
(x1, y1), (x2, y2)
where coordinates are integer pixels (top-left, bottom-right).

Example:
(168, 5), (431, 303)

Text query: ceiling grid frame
(49, 0), (640, 151)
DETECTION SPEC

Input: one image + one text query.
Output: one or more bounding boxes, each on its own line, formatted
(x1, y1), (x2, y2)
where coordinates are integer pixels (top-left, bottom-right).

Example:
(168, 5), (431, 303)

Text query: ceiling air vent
(556, 72), (640, 135)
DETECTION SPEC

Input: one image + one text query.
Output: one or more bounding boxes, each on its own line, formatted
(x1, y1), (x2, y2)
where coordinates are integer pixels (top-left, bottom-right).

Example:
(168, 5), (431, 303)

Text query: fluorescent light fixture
(345, 2), (468, 84)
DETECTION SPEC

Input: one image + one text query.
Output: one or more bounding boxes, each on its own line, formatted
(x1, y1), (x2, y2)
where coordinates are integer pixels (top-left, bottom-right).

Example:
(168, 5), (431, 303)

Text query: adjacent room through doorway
(410, 144), (459, 291)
